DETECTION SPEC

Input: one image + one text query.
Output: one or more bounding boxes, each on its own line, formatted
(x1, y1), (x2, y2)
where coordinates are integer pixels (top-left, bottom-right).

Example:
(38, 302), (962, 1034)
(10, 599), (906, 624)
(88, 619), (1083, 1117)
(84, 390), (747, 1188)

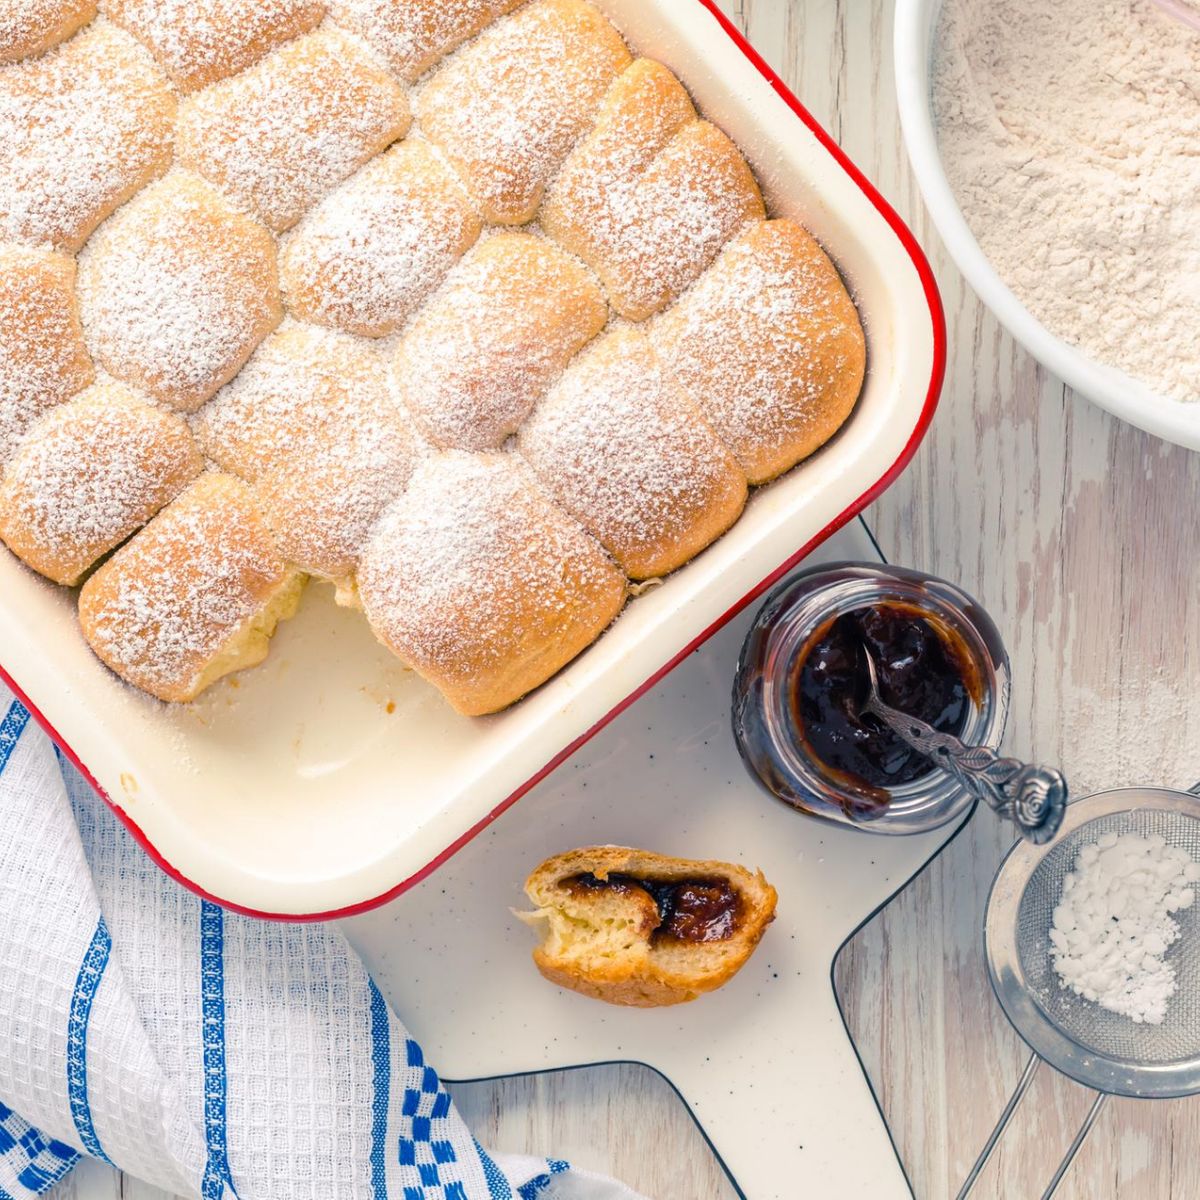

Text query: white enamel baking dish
(0, 0), (945, 918)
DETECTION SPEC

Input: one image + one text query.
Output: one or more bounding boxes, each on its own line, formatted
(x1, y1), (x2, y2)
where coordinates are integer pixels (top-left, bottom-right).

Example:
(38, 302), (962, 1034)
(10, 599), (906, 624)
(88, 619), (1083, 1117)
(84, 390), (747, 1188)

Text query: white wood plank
(449, 1066), (738, 1200)
(47, 1158), (121, 1199)
(116, 1180), (179, 1200)
(819, 3), (1200, 1199)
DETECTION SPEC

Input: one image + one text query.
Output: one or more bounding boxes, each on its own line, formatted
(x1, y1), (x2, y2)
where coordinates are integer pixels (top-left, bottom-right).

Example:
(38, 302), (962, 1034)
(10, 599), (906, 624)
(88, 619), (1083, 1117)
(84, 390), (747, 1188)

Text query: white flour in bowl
(933, 0), (1200, 403)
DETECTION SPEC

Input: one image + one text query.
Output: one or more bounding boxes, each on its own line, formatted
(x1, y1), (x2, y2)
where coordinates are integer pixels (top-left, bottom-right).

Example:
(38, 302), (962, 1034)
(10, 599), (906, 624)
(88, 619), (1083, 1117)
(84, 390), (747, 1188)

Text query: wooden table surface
(57, 1), (1200, 1198)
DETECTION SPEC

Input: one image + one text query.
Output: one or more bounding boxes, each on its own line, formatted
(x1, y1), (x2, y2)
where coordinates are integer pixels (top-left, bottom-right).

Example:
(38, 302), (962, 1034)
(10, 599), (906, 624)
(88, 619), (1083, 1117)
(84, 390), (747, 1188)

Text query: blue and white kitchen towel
(0, 686), (644, 1200)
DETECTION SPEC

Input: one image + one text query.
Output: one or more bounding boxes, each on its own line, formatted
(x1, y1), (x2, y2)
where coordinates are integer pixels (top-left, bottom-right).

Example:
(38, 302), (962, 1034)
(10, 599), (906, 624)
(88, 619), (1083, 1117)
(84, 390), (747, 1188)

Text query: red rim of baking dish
(0, 1), (948, 922)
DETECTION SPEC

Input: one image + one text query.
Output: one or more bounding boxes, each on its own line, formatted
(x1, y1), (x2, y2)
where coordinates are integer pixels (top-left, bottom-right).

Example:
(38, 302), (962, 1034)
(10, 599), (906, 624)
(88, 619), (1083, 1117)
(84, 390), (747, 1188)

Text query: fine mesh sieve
(958, 786), (1200, 1200)
(1016, 807), (1200, 1067)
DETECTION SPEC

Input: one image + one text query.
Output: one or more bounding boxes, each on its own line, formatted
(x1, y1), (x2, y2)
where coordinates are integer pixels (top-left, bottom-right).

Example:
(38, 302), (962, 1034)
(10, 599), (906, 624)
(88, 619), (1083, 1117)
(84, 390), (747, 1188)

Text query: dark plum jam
(566, 873), (741, 943)
(791, 603), (972, 792)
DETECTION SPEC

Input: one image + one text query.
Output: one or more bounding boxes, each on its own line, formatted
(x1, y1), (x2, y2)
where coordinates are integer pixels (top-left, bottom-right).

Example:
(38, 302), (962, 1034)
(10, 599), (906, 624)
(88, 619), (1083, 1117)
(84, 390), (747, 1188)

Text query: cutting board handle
(642, 984), (913, 1199)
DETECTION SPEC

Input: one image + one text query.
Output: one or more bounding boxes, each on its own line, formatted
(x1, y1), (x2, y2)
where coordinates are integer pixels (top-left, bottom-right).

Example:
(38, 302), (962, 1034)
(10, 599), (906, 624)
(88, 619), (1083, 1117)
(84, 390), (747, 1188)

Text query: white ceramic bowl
(0, 0), (945, 918)
(895, 0), (1200, 450)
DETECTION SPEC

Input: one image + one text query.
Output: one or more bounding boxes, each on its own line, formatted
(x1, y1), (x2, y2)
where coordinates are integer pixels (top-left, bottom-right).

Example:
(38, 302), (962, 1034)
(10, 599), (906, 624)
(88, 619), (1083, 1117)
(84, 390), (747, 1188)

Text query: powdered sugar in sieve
(959, 786), (1200, 1200)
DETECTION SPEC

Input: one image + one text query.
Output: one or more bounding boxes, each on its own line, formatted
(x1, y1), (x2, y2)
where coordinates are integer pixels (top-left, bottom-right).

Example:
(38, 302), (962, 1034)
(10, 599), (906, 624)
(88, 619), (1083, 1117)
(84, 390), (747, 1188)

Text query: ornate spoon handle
(862, 654), (1067, 844)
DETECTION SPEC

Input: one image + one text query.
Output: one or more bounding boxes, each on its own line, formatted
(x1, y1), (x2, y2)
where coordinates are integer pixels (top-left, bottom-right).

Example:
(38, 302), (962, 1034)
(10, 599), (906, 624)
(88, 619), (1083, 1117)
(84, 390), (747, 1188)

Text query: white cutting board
(344, 519), (967, 1199)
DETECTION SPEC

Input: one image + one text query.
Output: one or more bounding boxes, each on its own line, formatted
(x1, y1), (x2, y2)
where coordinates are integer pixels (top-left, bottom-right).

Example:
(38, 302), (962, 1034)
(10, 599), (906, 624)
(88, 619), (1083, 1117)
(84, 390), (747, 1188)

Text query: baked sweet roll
(280, 140), (482, 338)
(653, 219), (867, 484)
(176, 27), (410, 232)
(521, 846), (778, 1007)
(77, 171), (283, 413)
(541, 58), (765, 320)
(0, 0), (96, 62)
(0, 20), (175, 251)
(102, 0), (325, 92)
(357, 451), (626, 716)
(327, 0), (522, 83)
(418, 0), (630, 225)
(78, 473), (304, 702)
(0, 382), (202, 585)
(392, 232), (606, 450)
(194, 321), (394, 479)
(194, 322), (417, 596)
(0, 243), (94, 463)
(254, 419), (416, 605)
(0, 0), (869, 709)
(518, 326), (747, 580)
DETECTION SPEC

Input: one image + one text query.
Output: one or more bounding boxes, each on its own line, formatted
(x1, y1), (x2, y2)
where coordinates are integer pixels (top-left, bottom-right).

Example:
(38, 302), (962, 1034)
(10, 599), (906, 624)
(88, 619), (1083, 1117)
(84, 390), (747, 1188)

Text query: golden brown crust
(419, 0), (631, 225)
(523, 845), (778, 1007)
(0, 243), (94, 463)
(78, 473), (304, 702)
(653, 219), (866, 484)
(541, 58), (765, 320)
(357, 451), (627, 716)
(0, 0), (96, 62)
(530, 956), (709, 1009)
(0, 382), (203, 584)
(518, 326), (747, 579)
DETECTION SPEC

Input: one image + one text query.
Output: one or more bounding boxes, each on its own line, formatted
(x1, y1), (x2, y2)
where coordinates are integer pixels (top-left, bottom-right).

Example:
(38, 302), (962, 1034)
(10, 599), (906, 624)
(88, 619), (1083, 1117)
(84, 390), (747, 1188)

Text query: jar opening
(732, 562), (1011, 836)
(787, 600), (978, 803)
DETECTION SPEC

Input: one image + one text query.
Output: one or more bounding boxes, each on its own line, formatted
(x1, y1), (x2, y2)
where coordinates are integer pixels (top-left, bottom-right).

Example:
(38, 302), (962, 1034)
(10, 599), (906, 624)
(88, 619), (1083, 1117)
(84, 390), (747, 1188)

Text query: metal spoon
(861, 648), (1067, 844)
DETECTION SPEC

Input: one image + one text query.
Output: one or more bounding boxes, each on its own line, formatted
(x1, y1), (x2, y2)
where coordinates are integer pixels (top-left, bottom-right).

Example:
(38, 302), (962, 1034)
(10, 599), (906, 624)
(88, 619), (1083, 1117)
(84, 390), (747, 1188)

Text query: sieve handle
(957, 1056), (1109, 1198)
(1040, 1093), (1109, 1199)
(955, 1053), (1041, 1199)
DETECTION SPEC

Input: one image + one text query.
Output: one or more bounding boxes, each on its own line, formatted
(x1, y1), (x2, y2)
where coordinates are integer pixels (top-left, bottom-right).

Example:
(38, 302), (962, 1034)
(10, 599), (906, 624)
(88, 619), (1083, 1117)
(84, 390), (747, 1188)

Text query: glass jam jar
(732, 562), (1010, 834)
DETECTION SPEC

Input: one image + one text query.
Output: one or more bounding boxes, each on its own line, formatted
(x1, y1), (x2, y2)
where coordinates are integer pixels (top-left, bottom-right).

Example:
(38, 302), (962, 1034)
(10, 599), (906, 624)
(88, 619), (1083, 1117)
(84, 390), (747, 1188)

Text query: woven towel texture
(0, 686), (642, 1200)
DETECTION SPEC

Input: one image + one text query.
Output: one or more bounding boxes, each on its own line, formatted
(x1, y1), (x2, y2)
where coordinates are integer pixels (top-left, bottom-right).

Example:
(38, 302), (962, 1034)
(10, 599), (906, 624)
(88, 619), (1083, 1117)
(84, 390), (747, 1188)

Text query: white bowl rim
(894, 0), (1200, 451)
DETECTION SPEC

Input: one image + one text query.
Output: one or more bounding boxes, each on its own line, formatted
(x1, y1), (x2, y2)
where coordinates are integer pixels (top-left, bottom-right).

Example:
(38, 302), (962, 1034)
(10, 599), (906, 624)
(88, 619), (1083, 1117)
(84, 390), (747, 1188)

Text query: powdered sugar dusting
(544, 61), (764, 320)
(194, 320), (397, 480)
(0, 381), (202, 583)
(79, 473), (296, 698)
(0, 20), (176, 251)
(357, 450), (623, 687)
(0, 0), (95, 61)
(393, 232), (606, 449)
(0, 244), (94, 463)
(177, 26), (410, 232)
(518, 326), (745, 578)
(1051, 831), (1200, 1025)
(327, 0), (521, 82)
(652, 220), (865, 483)
(255, 405), (418, 584)
(417, 0), (630, 223)
(617, 123), (764, 317)
(77, 171), (283, 413)
(0, 0), (868, 709)
(280, 140), (481, 337)
(195, 323), (422, 581)
(103, 0), (325, 91)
